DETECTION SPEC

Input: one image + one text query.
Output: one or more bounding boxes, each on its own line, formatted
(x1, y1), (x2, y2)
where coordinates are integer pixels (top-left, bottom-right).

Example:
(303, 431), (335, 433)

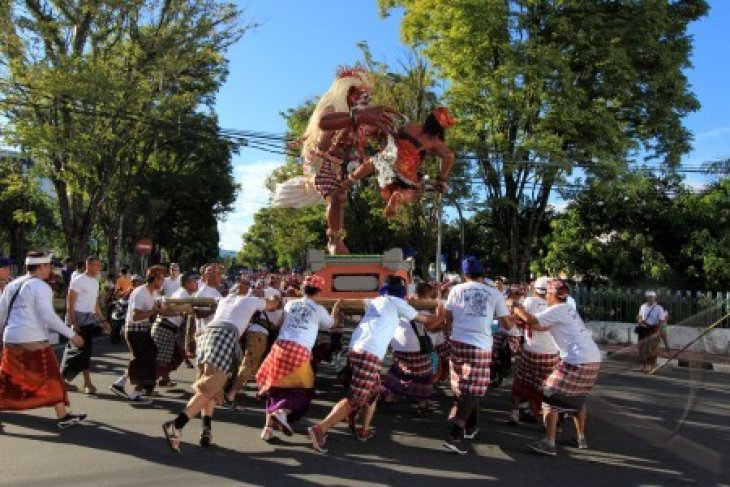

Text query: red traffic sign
(135, 238), (153, 255)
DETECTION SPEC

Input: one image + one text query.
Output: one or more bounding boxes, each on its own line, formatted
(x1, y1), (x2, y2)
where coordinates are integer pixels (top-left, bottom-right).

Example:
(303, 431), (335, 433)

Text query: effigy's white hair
(301, 74), (370, 157)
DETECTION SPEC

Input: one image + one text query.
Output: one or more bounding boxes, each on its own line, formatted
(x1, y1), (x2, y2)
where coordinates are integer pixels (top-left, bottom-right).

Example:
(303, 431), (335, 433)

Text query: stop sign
(135, 238), (153, 255)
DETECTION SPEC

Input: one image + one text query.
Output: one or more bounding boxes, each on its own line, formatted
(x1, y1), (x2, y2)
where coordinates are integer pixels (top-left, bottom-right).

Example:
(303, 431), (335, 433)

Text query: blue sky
(215, 0), (730, 250)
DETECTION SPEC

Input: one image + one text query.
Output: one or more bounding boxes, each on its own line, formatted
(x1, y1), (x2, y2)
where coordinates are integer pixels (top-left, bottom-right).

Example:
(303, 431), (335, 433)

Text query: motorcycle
(110, 298), (128, 344)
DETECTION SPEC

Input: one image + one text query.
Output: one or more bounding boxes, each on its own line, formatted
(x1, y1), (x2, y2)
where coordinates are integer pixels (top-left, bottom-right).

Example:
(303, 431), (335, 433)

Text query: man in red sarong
(0, 251), (87, 429)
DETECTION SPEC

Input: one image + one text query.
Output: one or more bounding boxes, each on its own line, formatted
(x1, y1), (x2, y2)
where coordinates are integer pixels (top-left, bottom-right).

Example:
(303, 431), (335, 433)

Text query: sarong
(512, 350), (560, 416)
(543, 361), (601, 413)
(125, 328), (157, 389)
(382, 351), (433, 401)
(257, 340), (315, 422)
(313, 157), (343, 197)
(638, 326), (660, 365)
(152, 320), (184, 378)
(347, 350), (382, 410)
(449, 340), (491, 397)
(196, 321), (240, 376)
(0, 345), (68, 410)
(60, 311), (97, 381)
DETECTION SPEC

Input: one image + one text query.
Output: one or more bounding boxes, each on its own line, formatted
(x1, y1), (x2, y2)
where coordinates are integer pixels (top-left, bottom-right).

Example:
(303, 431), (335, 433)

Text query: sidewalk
(600, 343), (730, 372)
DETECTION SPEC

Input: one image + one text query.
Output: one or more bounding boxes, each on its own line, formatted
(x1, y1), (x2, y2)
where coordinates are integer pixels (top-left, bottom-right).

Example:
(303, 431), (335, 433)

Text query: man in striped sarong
(513, 279), (602, 456)
(440, 256), (511, 455)
(382, 282), (438, 414)
(256, 275), (340, 441)
(152, 272), (199, 387)
(161, 287), (279, 453)
(307, 276), (444, 453)
(509, 277), (560, 425)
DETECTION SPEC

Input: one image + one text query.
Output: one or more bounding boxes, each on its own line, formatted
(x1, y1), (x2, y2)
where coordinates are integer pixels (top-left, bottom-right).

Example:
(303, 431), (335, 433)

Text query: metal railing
(572, 287), (729, 328)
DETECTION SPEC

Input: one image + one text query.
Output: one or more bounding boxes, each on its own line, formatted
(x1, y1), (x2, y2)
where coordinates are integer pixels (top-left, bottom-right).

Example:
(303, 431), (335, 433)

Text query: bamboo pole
(161, 297), (441, 314)
(313, 298), (439, 313)
(649, 311), (730, 375)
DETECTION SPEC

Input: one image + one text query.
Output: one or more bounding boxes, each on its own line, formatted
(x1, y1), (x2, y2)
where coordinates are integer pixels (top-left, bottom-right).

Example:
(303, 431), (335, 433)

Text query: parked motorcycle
(110, 298), (128, 344)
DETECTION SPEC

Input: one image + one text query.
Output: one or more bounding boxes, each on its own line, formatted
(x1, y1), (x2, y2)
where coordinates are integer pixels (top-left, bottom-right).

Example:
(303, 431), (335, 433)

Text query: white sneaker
(260, 426), (274, 441)
(273, 409), (293, 436)
(508, 410), (519, 426)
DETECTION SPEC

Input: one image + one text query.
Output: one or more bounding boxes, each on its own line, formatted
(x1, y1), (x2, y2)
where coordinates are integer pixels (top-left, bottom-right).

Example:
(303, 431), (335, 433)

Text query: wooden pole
(649, 311), (730, 375)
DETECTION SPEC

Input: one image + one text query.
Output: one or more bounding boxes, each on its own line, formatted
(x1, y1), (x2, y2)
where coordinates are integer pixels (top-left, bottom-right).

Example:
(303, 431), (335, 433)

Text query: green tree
(0, 1), (248, 263)
(537, 171), (694, 287)
(381, 0), (708, 280)
(678, 178), (730, 288)
(0, 151), (60, 261)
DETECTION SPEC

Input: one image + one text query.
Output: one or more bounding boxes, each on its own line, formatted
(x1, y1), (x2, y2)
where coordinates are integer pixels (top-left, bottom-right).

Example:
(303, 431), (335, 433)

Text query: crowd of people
(0, 250), (626, 459)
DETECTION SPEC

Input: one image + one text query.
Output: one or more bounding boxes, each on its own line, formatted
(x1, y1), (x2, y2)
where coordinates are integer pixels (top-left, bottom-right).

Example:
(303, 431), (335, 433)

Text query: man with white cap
(513, 279), (602, 456)
(0, 251), (87, 429)
(636, 290), (667, 372)
(509, 276), (560, 426)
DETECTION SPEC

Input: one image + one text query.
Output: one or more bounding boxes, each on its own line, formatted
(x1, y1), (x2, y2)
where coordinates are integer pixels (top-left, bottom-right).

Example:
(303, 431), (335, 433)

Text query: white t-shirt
(163, 276), (181, 296)
(0, 276), (75, 343)
(195, 283), (222, 332)
(68, 273), (100, 314)
(522, 296), (559, 354)
(445, 281), (509, 350)
(638, 303), (666, 327)
(277, 297), (334, 350)
(390, 318), (426, 353)
(126, 285), (157, 325)
(247, 287), (282, 335)
(535, 303), (601, 364)
(349, 296), (419, 360)
(212, 295), (266, 337)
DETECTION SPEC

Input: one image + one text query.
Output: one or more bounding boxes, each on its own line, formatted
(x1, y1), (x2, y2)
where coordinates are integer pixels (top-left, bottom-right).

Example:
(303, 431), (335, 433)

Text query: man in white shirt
(109, 265), (166, 404)
(308, 275), (443, 453)
(0, 251), (87, 429)
(509, 276), (560, 425)
(513, 279), (602, 456)
(223, 280), (284, 408)
(162, 286), (279, 452)
(193, 264), (223, 333)
(61, 256), (111, 394)
(152, 271), (199, 387)
(440, 256), (511, 455)
(162, 263), (181, 296)
(256, 274), (340, 441)
(636, 290), (667, 372)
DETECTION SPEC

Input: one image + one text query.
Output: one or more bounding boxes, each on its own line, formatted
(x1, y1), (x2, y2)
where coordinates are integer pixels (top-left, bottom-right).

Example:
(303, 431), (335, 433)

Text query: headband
(25, 254), (52, 265)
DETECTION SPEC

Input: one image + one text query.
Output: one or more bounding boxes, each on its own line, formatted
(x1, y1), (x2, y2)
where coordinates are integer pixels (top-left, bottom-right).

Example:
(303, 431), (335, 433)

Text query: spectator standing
(61, 256), (111, 394)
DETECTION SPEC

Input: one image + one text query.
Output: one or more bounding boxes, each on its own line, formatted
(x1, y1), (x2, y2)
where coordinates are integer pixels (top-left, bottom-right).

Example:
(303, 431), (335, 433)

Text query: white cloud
(218, 160), (284, 250)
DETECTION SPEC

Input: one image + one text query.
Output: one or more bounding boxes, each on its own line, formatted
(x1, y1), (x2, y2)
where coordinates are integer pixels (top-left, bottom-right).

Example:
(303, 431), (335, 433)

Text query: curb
(601, 349), (730, 373)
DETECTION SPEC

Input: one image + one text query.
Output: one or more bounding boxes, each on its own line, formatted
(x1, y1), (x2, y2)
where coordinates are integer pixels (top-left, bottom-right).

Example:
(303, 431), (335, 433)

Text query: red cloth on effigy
(256, 340), (312, 394)
(0, 346), (68, 411)
(347, 350), (382, 410)
(512, 349), (560, 416)
(543, 361), (601, 413)
(449, 340), (491, 397)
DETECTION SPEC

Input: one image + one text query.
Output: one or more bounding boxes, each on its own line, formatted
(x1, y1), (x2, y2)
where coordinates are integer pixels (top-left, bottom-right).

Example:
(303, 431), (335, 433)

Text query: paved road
(1, 339), (729, 486)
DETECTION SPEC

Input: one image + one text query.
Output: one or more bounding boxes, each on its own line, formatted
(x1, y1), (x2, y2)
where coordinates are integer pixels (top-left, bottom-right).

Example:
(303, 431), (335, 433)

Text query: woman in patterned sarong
(256, 275), (340, 441)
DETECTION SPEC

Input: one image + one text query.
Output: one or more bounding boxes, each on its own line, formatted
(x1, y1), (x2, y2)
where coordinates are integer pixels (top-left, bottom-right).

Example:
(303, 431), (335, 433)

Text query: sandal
(162, 421), (181, 453)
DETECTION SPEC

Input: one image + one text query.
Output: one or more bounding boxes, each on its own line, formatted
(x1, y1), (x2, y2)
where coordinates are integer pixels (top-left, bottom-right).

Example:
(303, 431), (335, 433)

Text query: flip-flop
(162, 421), (181, 453)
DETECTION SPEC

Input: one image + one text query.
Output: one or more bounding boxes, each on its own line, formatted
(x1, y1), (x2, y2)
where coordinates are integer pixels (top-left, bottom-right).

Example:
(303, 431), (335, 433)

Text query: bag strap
(409, 320), (424, 337)
(3, 277), (36, 328)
